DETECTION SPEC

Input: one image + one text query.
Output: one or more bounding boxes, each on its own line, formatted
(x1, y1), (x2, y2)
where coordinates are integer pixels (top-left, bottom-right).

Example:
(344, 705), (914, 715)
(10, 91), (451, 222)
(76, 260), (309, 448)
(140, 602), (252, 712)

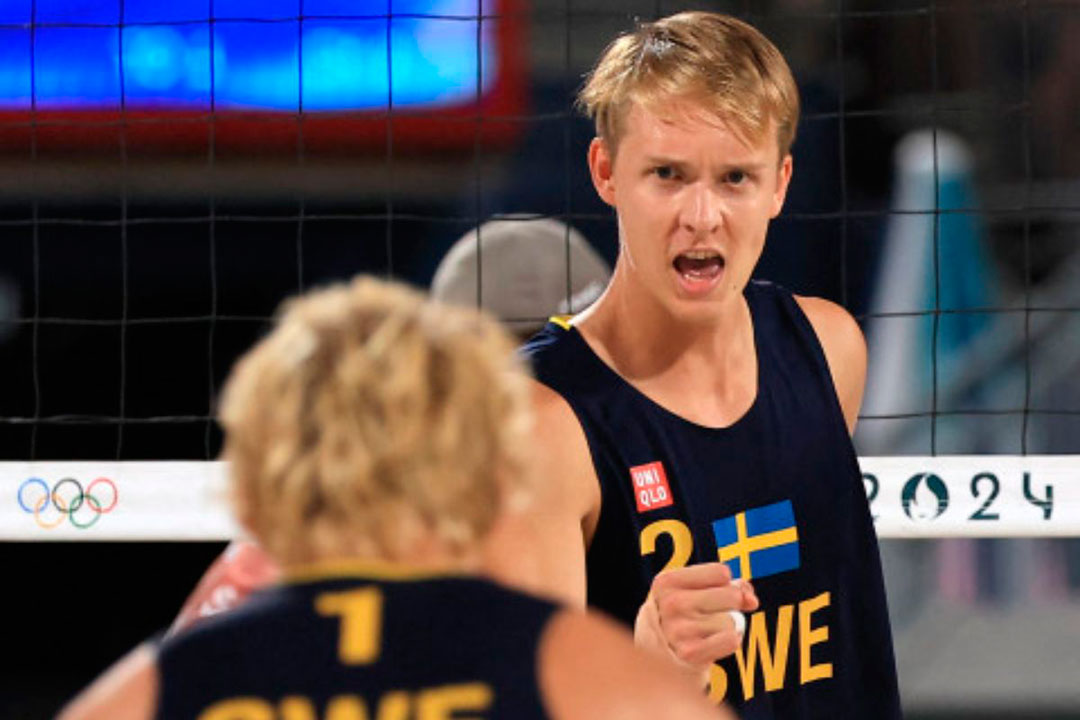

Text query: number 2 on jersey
(639, 519), (693, 571)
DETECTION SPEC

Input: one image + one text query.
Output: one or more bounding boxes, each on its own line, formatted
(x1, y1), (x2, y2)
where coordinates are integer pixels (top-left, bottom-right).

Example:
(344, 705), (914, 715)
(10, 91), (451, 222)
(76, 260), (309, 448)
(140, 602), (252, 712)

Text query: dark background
(2, 1), (1078, 717)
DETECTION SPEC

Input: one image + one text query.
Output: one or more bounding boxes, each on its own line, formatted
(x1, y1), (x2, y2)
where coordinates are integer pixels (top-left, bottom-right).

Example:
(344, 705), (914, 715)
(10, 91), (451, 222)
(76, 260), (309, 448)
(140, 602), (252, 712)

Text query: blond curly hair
(578, 11), (799, 159)
(219, 276), (533, 566)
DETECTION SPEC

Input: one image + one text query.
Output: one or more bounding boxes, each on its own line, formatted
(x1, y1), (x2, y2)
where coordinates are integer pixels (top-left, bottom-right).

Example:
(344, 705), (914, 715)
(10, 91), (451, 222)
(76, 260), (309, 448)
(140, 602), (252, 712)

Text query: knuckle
(710, 631), (741, 659)
(678, 639), (715, 667)
(663, 618), (697, 644)
(655, 592), (676, 617)
(657, 591), (688, 619)
(671, 638), (701, 665)
(707, 587), (737, 610)
(651, 571), (675, 593)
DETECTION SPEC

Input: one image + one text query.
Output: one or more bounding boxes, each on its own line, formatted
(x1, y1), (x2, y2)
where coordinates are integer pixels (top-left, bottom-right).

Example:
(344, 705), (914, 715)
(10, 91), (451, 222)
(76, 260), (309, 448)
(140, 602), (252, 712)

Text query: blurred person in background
(431, 216), (611, 340)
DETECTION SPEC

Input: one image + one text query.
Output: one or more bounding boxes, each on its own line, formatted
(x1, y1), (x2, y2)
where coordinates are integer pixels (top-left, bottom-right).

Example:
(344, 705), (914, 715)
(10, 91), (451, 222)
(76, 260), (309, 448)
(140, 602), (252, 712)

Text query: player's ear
(588, 137), (617, 207)
(770, 153), (793, 219)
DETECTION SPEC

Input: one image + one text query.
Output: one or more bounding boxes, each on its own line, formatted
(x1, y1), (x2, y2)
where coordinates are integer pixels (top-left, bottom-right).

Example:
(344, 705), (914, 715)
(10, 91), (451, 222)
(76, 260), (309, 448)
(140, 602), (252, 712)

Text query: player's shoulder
(529, 376), (598, 481)
(537, 609), (730, 720)
(520, 319), (598, 393)
(529, 376), (598, 493)
(56, 643), (158, 720)
(748, 281), (867, 381)
(530, 375), (577, 426)
(519, 318), (572, 364)
(523, 320), (590, 443)
(793, 294), (867, 370)
(793, 294), (867, 431)
(794, 293), (868, 354)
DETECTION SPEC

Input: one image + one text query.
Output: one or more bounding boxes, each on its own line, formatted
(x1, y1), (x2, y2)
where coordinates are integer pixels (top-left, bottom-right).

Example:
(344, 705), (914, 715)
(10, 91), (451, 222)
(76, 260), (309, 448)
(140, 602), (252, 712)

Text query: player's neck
(575, 278), (758, 426)
(580, 275), (752, 368)
(282, 540), (485, 580)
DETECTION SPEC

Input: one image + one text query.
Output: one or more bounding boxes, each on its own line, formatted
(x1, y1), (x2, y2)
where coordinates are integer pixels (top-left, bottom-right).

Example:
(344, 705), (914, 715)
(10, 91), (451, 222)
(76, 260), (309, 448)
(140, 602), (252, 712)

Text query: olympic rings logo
(17, 477), (119, 530)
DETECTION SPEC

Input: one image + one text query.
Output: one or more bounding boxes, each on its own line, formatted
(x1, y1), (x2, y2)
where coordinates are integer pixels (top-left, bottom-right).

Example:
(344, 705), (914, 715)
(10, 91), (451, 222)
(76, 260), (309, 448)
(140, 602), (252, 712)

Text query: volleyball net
(0, 2), (1078, 539)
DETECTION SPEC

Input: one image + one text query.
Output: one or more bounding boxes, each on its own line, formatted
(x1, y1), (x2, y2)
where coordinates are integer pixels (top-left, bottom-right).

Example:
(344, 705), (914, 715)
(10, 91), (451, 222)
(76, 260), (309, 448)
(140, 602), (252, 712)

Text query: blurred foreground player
(513, 11), (903, 716)
(59, 277), (728, 720)
(167, 216), (611, 634)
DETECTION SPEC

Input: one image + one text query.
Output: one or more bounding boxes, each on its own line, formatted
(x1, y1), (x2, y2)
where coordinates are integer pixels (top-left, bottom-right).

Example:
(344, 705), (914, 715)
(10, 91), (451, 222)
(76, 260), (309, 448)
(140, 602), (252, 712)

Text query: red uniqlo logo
(630, 461), (674, 512)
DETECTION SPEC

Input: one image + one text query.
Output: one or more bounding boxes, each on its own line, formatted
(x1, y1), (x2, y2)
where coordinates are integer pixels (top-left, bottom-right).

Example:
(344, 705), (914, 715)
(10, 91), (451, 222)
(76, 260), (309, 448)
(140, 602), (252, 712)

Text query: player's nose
(680, 182), (723, 236)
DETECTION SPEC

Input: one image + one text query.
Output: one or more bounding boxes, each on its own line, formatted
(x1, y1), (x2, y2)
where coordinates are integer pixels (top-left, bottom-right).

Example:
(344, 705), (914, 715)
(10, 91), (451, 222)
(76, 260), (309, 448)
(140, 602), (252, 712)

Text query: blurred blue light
(0, 0), (495, 110)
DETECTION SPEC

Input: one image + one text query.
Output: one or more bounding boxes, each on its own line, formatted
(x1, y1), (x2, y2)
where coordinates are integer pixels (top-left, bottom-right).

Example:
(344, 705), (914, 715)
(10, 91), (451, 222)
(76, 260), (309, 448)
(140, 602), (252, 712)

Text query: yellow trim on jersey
(282, 558), (477, 585)
(548, 314), (572, 330)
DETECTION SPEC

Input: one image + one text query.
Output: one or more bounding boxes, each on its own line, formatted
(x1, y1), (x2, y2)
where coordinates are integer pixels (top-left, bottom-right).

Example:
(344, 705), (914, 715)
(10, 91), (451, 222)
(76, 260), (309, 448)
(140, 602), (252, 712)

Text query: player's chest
(594, 403), (861, 585)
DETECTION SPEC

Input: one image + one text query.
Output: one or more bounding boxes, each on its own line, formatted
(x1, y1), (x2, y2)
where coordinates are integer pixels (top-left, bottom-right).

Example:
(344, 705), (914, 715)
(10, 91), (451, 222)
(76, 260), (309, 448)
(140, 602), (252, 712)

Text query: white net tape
(2, 461), (238, 541)
(2, 456), (1077, 541)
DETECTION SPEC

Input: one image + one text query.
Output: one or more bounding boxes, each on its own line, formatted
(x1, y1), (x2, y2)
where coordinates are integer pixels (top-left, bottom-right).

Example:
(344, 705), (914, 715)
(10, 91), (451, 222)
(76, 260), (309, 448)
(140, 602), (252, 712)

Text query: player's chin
(665, 293), (734, 327)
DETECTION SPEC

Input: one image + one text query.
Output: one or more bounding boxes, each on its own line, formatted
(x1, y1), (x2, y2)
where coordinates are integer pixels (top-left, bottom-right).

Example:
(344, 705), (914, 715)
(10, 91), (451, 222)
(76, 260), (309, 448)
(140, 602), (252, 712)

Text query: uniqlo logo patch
(630, 461), (674, 512)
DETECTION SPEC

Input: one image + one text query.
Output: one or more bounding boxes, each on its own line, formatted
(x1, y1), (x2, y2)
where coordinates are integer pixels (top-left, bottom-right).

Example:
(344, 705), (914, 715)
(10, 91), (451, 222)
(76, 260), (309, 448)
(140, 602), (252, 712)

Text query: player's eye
(653, 165), (677, 181)
(725, 169), (748, 185)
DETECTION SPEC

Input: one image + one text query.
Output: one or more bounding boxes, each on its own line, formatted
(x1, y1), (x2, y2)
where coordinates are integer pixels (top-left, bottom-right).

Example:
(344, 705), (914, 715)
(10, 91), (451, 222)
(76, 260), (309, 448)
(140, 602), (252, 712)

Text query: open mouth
(673, 250), (725, 281)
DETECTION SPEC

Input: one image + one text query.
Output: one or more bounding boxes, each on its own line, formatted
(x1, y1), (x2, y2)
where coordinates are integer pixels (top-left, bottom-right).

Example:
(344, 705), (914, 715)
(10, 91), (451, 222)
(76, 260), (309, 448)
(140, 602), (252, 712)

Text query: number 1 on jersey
(315, 587), (384, 665)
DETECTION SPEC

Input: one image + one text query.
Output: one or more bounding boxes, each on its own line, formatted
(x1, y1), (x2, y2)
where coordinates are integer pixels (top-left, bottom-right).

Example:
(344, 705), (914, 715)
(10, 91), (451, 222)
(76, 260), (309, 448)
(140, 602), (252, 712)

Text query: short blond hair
(219, 276), (532, 566)
(578, 11), (799, 158)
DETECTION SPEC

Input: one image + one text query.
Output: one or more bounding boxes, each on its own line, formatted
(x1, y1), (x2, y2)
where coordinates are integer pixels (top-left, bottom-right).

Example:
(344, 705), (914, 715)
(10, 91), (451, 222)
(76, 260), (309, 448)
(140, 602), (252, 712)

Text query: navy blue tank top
(523, 280), (901, 718)
(156, 567), (558, 720)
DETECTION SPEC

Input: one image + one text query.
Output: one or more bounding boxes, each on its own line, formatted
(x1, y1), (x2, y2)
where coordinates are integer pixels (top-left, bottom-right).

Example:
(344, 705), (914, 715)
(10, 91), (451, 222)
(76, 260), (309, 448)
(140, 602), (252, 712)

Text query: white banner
(1, 457), (1077, 540)
(859, 456), (1077, 538)
(0, 461), (239, 541)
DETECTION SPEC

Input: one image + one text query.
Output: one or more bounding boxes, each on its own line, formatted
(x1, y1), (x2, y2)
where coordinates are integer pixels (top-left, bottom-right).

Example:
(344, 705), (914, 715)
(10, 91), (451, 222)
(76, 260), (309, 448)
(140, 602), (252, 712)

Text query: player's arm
(483, 379), (599, 606)
(514, 380), (757, 682)
(795, 295), (868, 435)
(539, 609), (737, 720)
(56, 643), (157, 720)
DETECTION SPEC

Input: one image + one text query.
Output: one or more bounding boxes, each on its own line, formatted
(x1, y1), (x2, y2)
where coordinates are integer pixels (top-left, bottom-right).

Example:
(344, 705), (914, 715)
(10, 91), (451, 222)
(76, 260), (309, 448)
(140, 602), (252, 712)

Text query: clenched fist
(634, 562), (758, 683)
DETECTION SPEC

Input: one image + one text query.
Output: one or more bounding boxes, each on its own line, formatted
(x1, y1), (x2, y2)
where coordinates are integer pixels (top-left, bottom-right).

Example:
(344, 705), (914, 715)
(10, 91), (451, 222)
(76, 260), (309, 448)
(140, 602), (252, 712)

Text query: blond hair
(219, 276), (532, 566)
(578, 11), (799, 158)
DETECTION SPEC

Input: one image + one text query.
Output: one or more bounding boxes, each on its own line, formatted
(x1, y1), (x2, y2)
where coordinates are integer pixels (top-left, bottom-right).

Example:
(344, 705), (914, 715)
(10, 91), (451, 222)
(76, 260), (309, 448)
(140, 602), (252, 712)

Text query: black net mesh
(0, 0), (1077, 462)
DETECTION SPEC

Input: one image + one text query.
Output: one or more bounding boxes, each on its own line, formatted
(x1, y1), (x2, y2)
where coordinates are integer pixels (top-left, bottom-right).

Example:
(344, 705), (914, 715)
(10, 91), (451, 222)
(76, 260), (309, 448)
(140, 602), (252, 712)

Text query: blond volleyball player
(58, 278), (729, 720)
(514, 11), (902, 717)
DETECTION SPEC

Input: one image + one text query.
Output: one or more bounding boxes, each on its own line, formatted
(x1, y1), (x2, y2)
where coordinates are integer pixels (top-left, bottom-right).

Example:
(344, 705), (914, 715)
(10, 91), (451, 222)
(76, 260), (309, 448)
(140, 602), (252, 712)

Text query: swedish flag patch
(712, 500), (800, 581)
